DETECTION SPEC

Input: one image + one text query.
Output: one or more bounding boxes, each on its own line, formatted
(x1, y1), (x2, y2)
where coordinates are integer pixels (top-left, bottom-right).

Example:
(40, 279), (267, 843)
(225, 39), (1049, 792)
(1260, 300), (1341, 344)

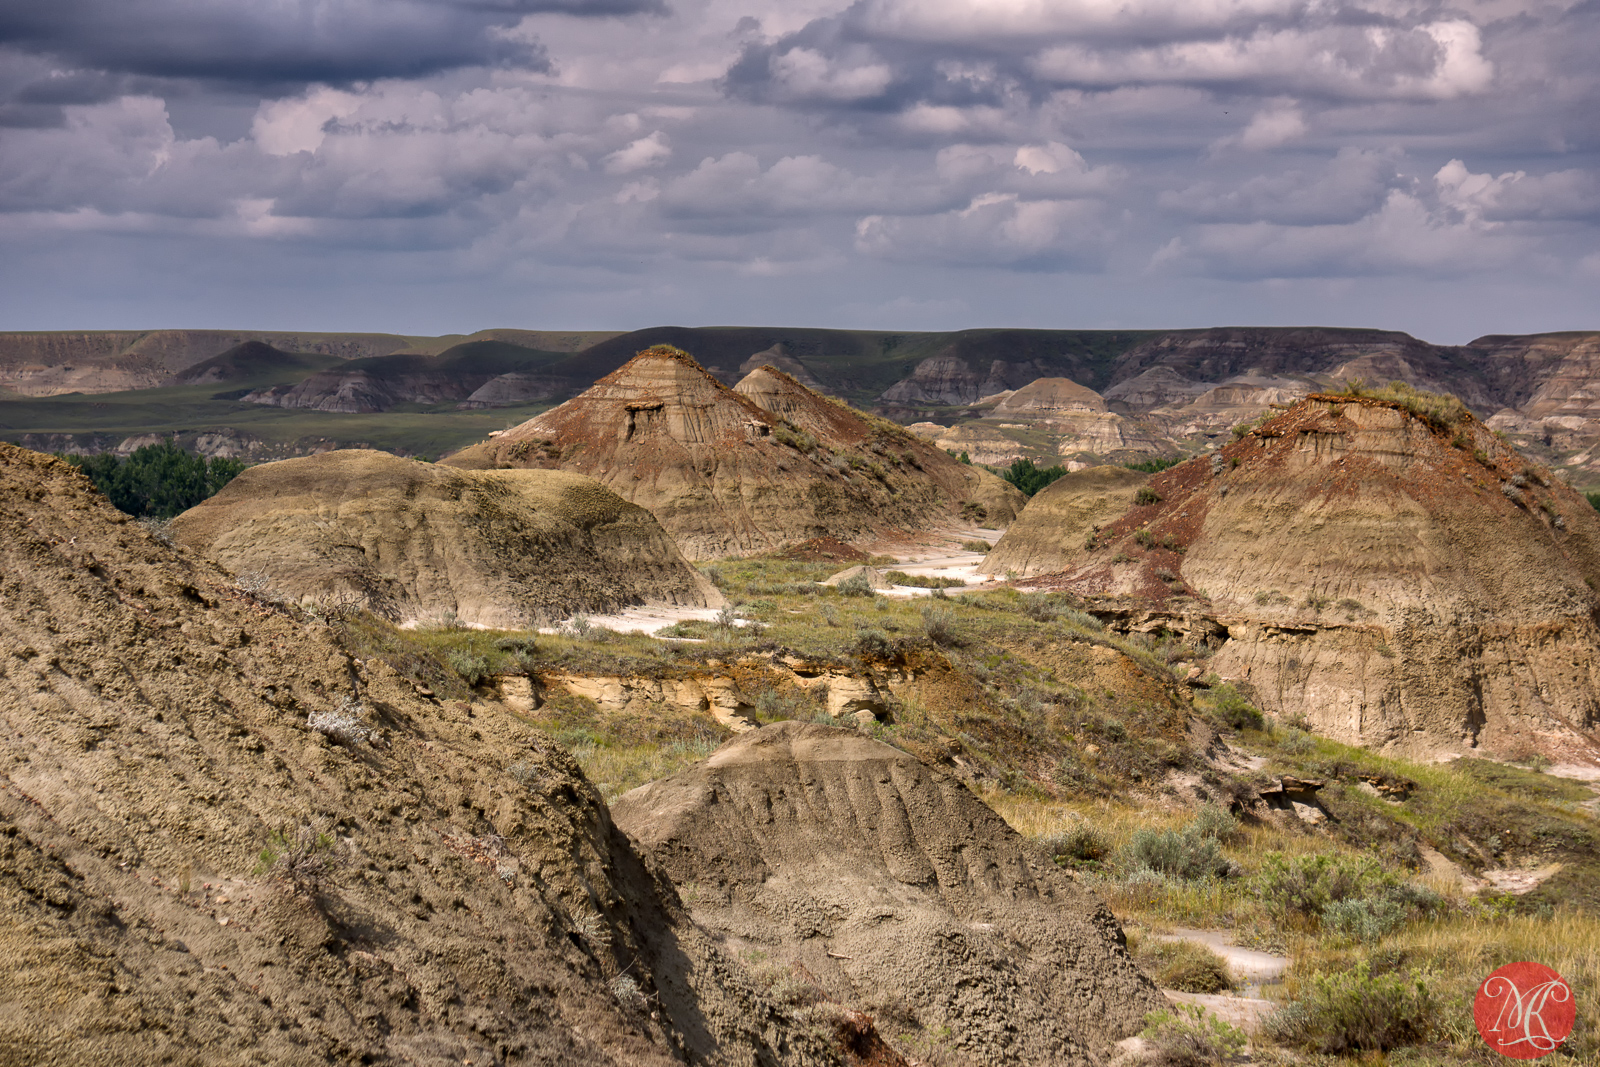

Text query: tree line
(63, 439), (244, 519)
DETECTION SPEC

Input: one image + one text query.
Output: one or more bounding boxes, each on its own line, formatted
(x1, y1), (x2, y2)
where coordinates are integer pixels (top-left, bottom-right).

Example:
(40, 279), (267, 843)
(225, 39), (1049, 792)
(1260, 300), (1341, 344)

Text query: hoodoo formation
(171, 449), (718, 626)
(445, 346), (1022, 559)
(612, 721), (1164, 1067)
(1023, 390), (1600, 760)
(0, 443), (829, 1065)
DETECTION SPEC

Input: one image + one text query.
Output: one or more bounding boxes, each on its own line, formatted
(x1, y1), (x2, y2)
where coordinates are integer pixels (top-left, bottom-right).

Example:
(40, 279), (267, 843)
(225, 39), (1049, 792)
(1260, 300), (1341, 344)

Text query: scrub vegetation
(255, 553), (1600, 1064)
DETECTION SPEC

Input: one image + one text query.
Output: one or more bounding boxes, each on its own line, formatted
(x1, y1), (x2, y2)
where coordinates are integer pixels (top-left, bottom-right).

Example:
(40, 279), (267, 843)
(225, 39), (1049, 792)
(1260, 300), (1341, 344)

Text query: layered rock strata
(1023, 396), (1600, 761)
(445, 348), (1021, 559)
(172, 448), (718, 626)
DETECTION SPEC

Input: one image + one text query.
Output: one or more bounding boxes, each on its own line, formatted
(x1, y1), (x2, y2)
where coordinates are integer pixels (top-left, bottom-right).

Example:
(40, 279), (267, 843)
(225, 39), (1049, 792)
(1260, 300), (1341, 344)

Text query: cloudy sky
(1, 0), (1595, 342)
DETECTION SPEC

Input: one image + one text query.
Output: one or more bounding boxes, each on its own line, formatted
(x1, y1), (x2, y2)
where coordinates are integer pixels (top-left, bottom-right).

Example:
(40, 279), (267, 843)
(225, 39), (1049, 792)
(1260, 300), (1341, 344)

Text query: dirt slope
(1024, 395), (1600, 760)
(171, 449), (718, 626)
(612, 721), (1163, 1067)
(980, 466), (1151, 578)
(734, 365), (1022, 525)
(0, 443), (847, 1066)
(445, 348), (1021, 560)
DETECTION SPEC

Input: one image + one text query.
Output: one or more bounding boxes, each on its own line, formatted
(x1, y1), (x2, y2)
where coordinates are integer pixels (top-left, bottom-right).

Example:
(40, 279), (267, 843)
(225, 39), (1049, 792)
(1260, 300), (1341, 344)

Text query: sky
(0, 0), (1596, 344)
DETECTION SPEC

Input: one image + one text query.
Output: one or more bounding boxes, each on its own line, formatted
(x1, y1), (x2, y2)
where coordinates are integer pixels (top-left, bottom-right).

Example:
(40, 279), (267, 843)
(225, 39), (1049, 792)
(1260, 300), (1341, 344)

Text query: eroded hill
(0, 443), (867, 1065)
(171, 449), (718, 626)
(444, 347), (1022, 559)
(613, 721), (1164, 1067)
(1020, 390), (1600, 761)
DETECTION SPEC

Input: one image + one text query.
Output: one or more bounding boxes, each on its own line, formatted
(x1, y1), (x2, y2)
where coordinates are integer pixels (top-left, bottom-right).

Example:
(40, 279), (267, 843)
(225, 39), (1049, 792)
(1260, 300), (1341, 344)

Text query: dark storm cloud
(0, 0), (661, 94)
(721, 0), (1499, 118)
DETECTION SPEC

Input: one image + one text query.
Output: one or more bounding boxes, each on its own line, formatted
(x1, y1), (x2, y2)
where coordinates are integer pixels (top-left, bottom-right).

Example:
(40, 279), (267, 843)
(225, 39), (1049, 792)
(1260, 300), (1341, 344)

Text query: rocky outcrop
(612, 721), (1164, 1067)
(981, 466), (1151, 578)
(0, 442), (835, 1066)
(172, 449), (719, 626)
(445, 348), (1022, 559)
(1024, 394), (1600, 761)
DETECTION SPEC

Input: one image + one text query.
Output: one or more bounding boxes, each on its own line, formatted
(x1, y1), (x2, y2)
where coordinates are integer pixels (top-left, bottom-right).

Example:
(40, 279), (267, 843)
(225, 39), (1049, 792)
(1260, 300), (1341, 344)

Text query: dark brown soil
(771, 537), (870, 563)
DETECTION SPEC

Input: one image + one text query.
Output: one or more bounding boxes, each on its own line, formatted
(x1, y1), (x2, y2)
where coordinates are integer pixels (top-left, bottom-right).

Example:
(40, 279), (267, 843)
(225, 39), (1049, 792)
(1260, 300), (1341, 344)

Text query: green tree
(999, 457), (1069, 497)
(66, 440), (245, 519)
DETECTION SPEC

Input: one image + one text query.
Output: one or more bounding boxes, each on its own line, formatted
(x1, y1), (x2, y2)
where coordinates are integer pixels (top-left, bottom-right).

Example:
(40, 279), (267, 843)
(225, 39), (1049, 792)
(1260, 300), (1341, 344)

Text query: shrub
(1140, 1004), (1246, 1066)
(1121, 828), (1231, 881)
(1502, 482), (1525, 505)
(447, 649), (490, 685)
(307, 698), (371, 746)
(1140, 940), (1237, 994)
(1251, 852), (1397, 921)
(850, 627), (892, 659)
(960, 539), (992, 553)
(921, 606), (960, 647)
(1188, 802), (1238, 843)
(773, 421), (818, 453)
(1321, 896), (1409, 943)
(1134, 487), (1162, 506)
(1039, 823), (1109, 864)
(65, 439), (245, 519)
(1124, 457), (1182, 474)
(836, 573), (874, 597)
(1209, 685), (1263, 731)
(1133, 529), (1154, 547)
(1265, 962), (1436, 1054)
(257, 821), (344, 893)
(1278, 728), (1316, 755)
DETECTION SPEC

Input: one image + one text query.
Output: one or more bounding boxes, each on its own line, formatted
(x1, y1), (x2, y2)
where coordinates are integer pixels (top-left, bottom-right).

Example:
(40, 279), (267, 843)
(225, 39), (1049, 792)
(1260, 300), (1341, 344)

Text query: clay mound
(772, 536), (870, 563)
(733, 364), (873, 444)
(613, 722), (1162, 1066)
(0, 443), (833, 1065)
(1025, 394), (1600, 761)
(735, 364), (1023, 523)
(980, 465), (1151, 577)
(989, 376), (1108, 416)
(445, 347), (1022, 560)
(172, 449), (718, 626)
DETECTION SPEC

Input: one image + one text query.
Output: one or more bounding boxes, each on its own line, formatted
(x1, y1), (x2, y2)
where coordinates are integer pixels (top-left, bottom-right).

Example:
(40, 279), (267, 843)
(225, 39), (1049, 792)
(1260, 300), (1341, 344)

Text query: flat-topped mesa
(445, 346), (1023, 559)
(172, 449), (719, 626)
(1022, 389), (1600, 762)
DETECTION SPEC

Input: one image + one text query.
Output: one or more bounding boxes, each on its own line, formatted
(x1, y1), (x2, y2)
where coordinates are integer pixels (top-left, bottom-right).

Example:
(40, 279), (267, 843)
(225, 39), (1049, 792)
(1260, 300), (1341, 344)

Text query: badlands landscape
(4, 333), (1600, 1065)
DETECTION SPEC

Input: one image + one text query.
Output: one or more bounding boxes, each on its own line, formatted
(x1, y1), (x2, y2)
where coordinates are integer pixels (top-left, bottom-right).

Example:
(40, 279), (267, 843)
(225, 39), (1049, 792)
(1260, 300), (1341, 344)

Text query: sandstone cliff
(0, 443), (836, 1066)
(1023, 393), (1600, 761)
(171, 449), (718, 626)
(612, 721), (1163, 1067)
(444, 348), (1022, 559)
